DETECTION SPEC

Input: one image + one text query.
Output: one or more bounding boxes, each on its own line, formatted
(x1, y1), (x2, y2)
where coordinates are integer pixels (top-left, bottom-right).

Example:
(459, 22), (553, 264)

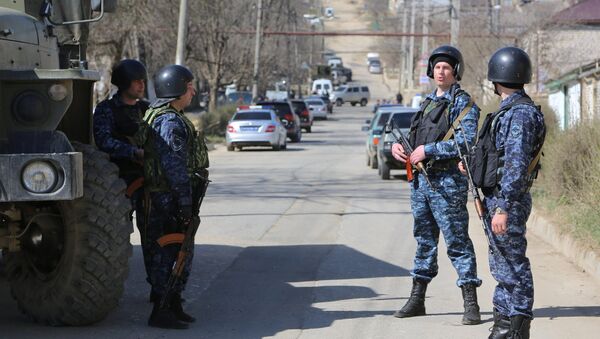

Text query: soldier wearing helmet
(92, 59), (150, 285)
(141, 64), (209, 329)
(391, 45), (482, 324)
(468, 47), (545, 339)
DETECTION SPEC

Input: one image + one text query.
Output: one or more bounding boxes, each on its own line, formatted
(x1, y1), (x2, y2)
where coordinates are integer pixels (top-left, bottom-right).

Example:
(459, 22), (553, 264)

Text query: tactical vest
(107, 98), (149, 183)
(408, 97), (450, 149)
(141, 104), (209, 192)
(471, 95), (545, 194)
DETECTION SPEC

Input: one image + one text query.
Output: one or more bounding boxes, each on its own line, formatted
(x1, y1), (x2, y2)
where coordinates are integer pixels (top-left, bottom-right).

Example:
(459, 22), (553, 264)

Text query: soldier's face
(181, 82), (197, 108)
(433, 62), (456, 88)
(126, 79), (145, 99)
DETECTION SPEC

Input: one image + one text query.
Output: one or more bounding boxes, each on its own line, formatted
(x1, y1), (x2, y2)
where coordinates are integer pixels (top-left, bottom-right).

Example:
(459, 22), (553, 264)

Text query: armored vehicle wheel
(3, 143), (132, 325)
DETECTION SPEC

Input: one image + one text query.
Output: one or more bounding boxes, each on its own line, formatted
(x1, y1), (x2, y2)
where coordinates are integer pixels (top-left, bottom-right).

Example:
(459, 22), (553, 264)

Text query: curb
(528, 209), (600, 282)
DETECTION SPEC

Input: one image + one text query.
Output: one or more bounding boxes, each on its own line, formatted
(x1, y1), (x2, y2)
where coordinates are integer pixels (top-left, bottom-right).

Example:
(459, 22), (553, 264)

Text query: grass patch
(533, 98), (600, 250)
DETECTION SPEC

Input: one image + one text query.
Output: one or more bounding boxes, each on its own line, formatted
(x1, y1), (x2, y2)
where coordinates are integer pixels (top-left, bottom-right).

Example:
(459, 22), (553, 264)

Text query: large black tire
(3, 143), (132, 325)
(370, 154), (378, 169)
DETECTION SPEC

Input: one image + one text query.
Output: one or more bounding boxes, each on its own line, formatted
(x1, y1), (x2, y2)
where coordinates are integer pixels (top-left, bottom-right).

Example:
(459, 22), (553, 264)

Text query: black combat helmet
(427, 45), (464, 81)
(111, 59), (147, 91)
(487, 46), (532, 84)
(153, 64), (194, 98)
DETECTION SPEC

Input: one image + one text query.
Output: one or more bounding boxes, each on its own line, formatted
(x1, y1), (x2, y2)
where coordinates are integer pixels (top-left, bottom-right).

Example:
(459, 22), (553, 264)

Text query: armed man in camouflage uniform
(391, 45), (482, 324)
(469, 47), (545, 339)
(92, 59), (151, 280)
(142, 65), (209, 329)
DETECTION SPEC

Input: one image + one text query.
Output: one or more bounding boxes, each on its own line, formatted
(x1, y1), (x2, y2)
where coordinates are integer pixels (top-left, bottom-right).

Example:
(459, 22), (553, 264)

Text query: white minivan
(312, 78), (333, 96)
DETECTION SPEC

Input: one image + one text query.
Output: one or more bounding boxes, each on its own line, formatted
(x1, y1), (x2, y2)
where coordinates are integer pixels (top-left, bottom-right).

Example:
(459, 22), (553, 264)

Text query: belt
(426, 159), (459, 172)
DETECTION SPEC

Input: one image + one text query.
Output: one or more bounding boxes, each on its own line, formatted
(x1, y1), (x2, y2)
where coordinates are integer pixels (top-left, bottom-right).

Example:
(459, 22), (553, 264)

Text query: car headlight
(21, 161), (58, 193)
(48, 83), (68, 102)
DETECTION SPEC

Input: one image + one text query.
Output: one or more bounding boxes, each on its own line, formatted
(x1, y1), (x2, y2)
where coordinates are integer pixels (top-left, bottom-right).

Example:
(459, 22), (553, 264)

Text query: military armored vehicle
(0, 0), (131, 325)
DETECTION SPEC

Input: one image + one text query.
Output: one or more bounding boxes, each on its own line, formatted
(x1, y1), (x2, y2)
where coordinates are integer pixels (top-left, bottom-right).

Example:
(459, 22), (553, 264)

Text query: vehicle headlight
(48, 83), (68, 102)
(12, 91), (49, 125)
(21, 161), (58, 193)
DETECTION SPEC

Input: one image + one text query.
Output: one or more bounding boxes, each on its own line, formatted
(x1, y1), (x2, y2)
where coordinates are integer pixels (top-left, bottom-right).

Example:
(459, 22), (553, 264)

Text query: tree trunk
(208, 78), (218, 113)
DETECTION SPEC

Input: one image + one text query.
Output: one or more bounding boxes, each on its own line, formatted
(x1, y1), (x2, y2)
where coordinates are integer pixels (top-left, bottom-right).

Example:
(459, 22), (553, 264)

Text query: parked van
(331, 84), (370, 107)
(327, 57), (343, 68)
(312, 78), (333, 96)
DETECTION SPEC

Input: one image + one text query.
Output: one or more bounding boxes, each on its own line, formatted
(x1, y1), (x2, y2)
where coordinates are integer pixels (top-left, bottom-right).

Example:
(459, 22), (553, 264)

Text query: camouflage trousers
(146, 192), (194, 297)
(409, 169), (481, 287)
(484, 194), (534, 318)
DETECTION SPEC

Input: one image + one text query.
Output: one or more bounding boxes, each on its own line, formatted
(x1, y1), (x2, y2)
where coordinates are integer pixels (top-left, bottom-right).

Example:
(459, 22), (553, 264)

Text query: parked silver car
(226, 109), (287, 151)
(305, 98), (328, 120)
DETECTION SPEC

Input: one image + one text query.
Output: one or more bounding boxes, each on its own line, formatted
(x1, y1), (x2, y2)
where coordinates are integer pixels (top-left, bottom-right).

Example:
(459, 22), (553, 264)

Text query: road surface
(1, 104), (599, 338)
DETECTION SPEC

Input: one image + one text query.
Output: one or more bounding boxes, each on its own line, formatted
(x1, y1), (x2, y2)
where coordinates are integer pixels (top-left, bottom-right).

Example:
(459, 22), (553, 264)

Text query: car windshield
(292, 101), (307, 112)
(389, 112), (415, 128)
(257, 102), (292, 116)
(374, 112), (391, 130)
(307, 100), (323, 106)
(233, 112), (272, 121)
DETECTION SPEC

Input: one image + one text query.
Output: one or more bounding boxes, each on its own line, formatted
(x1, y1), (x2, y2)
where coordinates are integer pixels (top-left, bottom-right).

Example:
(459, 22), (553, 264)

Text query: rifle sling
(441, 100), (473, 141)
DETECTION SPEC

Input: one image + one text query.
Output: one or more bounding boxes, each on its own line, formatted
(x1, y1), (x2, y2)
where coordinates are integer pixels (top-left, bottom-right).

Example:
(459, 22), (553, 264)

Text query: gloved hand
(176, 205), (194, 229)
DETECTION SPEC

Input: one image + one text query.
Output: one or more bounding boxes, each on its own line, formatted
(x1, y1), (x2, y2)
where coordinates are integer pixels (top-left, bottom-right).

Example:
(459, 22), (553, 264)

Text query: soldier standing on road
(391, 45), (482, 324)
(142, 65), (209, 329)
(468, 47), (545, 339)
(92, 59), (151, 282)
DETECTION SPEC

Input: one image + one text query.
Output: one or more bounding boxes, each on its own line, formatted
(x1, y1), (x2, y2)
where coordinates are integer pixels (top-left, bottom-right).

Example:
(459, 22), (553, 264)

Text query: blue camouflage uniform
(92, 94), (150, 279)
(483, 89), (545, 318)
(144, 103), (206, 297)
(410, 83), (482, 287)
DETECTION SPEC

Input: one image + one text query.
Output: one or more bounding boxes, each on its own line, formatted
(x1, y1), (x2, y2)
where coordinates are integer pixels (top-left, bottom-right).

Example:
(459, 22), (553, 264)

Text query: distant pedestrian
(373, 99), (381, 113)
(391, 45), (482, 325)
(396, 92), (403, 105)
(468, 47), (546, 339)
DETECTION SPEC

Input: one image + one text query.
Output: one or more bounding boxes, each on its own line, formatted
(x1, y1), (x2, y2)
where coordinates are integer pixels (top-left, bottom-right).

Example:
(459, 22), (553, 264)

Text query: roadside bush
(535, 109), (600, 249)
(187, 105), (237, 138)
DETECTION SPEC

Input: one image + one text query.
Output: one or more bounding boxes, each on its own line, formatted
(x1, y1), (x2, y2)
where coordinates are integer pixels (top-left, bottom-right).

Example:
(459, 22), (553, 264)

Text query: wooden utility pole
(251, 0), (263, 100)
(408, 0), (416, 89)
(450, 0), (460, 47)
(175, 0), (188, 65)
(399, 1), (408, 90)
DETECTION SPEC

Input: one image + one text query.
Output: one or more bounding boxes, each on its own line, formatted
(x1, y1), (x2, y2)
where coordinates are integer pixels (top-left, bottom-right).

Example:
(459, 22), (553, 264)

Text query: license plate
(240, 126), (260, 132)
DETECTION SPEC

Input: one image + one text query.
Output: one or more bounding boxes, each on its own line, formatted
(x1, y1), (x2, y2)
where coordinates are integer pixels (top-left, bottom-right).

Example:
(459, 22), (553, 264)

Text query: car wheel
(336, 99), (343, 107)
(227, 145), (234, 152)
(360, 99), (368, 106)
(370, 155), (378, 169)
(237, 146), (243, 151)
(380, 159), (390, 180)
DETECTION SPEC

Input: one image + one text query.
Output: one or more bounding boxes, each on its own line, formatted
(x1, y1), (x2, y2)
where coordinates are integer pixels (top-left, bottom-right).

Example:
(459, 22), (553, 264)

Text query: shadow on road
(193, 244), (410, 338)
(534, 306), (600, 319)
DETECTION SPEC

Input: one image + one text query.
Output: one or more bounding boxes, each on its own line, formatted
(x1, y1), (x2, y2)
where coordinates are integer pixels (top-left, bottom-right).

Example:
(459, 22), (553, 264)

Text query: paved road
(1, 105), (599, 338)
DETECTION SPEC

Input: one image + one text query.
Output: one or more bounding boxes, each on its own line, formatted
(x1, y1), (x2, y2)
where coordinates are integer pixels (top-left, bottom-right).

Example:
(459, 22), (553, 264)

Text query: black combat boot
(507, 315), (531, 339)
(170, 293), (196, 323)
(461, 284), (481, 325)
(394, 279), (428, 318)
(488, 309), (511, 339)
(148, 299), (189, 329)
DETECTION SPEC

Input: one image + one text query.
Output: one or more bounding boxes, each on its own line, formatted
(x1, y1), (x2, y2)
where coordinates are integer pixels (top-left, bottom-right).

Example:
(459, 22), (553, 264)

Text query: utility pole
(286, 0), (291, 98)
(450, 0), (460, 47)
(421, 0), (430, 58)
(399, 1), (408, 90)
(175, 0), (188, 65)
(408, 0), (416, 89)
(251, 0), (263, 100)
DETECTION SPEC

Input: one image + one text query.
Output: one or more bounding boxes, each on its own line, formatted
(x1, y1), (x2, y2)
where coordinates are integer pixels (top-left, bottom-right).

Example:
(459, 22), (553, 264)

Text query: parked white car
(226, 109), (287, 151)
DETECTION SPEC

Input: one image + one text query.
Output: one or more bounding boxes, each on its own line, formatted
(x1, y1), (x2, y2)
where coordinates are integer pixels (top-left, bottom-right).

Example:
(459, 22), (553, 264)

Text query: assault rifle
(158, 173), (210, 308)
(451, 123), (494, 252)
(387, 119), (433, 188)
